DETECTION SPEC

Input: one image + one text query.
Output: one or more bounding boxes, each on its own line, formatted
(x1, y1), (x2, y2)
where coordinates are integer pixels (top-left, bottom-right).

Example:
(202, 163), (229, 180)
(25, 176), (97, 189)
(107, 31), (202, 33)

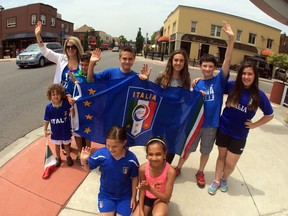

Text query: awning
(101, 43), (109, 46)
(6, 32), (59, 40)
(89, 42), (97, 45)
(261, 49), (274, 56)
(158, 35), (169, 42)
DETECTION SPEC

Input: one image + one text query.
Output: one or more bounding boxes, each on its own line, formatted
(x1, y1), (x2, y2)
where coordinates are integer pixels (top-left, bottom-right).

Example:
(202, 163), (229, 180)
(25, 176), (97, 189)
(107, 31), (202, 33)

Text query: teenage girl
(154, 50), (191, 164)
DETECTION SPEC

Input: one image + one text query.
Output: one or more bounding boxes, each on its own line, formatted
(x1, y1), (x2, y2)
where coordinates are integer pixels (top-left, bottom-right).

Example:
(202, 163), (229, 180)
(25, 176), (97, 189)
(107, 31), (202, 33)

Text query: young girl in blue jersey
(44, 84), (74, 167)
(133, 137), (176, 216)
(208, 61), (274, 195)
(80, 126), (139, 216)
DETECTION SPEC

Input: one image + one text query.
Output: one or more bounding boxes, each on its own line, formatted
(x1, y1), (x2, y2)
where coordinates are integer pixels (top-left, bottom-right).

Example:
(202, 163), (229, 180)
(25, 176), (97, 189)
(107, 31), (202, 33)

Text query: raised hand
(90, 48), (101, 63)
(35, 20), (42, 36)
(80, 146), (92, 161)
(139, 64), (152, 80)
(222, 21), (234, 38)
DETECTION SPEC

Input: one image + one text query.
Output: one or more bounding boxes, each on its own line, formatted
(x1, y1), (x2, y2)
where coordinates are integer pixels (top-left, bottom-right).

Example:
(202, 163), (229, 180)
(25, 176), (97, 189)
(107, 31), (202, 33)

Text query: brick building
(0, 3), (73, 58)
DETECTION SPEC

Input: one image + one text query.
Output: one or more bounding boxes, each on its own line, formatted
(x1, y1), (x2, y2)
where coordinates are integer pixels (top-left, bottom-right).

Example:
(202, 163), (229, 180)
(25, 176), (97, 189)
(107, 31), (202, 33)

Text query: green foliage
(267, 53), (288, 70)
(83, 31), (89, 52)
(119, 35), (127, 46)
(135, 27), (144, 54)
(151, 33), (155, 45)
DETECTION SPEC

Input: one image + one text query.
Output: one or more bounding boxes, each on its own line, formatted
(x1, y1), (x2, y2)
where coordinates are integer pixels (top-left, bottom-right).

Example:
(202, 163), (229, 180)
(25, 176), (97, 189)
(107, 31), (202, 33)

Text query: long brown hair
(155, 49), (191, 90)
(226, 61), (260, 111)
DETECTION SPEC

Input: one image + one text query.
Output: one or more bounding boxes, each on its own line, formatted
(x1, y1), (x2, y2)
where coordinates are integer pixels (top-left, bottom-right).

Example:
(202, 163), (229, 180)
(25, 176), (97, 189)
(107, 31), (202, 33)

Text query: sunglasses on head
(66, 45), (77, 50)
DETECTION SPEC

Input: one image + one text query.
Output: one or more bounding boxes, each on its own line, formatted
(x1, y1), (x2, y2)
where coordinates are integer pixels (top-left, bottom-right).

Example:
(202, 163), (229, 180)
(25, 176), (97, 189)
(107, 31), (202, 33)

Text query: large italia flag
(72, 76), (204, 158)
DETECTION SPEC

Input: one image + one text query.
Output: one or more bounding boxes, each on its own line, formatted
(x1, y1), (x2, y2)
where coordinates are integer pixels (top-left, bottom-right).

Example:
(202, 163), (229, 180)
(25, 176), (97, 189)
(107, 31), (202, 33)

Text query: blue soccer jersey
(219, 81), (274, 140)
(94, 68), (138, 80)
(194, 68), (229, 128)
(44, 100), (72, 141)
(88, 147), (139, 200)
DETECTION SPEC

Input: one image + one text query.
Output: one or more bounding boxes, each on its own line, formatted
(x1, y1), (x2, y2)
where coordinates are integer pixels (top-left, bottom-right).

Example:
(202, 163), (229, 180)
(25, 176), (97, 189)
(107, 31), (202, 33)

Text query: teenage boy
(174, 21), (235, 189)
(87, 46), (150, 82)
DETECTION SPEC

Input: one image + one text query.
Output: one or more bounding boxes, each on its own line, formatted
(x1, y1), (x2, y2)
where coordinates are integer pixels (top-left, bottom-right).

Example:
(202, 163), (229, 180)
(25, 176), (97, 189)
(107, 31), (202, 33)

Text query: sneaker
(55, 158), (62, 167)
(174, 167), (181, 177)
(76, 152), (81, 165)
(66, 156), (74, 166)
(220, 178), (228, 192)
(208, 180), (220, 195)
(195, 171), (205, 188)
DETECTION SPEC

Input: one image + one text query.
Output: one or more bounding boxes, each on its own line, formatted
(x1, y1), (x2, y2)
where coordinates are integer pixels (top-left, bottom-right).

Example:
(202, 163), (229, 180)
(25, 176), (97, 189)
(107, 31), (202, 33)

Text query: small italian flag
(42, 140), (57, 179)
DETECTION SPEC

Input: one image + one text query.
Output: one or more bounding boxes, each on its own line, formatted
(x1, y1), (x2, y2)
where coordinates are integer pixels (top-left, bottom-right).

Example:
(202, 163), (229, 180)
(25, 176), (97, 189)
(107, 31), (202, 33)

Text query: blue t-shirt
(61, 65), (80, 89)
(88, 147), (139, 200)
(219, 81), (274, 140)
(194, 68), (229, 128)
(93, 68), (138, 80)
(44, 100), (72, 141)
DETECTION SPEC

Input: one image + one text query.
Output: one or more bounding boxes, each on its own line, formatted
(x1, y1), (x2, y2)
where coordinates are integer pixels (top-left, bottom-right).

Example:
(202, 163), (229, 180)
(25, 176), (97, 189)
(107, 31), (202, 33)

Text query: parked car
(112, 46), (119, 52)
(275, 68), (288, 82)
(16, 42), (62, 68)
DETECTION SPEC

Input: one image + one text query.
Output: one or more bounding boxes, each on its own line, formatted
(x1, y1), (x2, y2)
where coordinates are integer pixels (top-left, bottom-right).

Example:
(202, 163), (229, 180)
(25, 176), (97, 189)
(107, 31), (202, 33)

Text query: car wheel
(39, 57), (45, 67)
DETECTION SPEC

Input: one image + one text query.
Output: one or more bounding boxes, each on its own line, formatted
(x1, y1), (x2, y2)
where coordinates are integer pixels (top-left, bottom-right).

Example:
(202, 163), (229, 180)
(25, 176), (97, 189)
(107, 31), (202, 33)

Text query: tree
(267, 53), (288, 70)
(119, 35), (127, 47)
(83, 31), (89, 52)
(135, 27), (144, 54)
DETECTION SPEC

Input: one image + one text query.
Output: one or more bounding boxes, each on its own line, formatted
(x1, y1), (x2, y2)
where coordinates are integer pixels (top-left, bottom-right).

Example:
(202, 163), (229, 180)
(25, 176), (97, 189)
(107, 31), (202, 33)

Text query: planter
(270, 81), (285, 104)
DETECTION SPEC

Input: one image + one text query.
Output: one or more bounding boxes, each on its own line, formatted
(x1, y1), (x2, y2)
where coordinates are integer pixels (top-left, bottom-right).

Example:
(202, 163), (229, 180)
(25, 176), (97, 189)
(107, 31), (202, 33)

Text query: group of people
(36, 19), (274, 216)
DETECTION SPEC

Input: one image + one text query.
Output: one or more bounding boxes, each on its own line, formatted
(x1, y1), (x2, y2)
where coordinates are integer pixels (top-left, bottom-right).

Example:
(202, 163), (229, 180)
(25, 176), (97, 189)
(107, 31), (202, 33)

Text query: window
(210, 25), (221, 37)
(41, 15), (46, 25)
(51, 17), (55, 27)
(236, 30), (242, 42)
(267, 39), (273, 49)
(172, 22), (176, 33)
(7, 17), (16, 28)
(248, 33), (256, 44)
(191, 21), (197, 33)
(65, 24), (69, 33)
(31, 14), (37, 25)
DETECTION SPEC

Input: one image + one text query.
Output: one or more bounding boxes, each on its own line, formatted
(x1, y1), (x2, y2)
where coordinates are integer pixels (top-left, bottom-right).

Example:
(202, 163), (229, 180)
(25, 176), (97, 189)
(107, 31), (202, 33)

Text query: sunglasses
(66, 45), (77, 50)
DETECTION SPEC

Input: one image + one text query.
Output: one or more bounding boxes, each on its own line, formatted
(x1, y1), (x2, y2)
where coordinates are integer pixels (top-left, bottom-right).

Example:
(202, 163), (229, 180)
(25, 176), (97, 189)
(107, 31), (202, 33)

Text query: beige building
(162, 5), (281, 66)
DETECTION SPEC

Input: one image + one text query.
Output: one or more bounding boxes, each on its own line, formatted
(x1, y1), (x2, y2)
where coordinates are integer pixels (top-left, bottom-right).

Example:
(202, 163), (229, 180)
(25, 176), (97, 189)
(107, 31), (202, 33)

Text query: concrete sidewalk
(0, 100), (287, 216)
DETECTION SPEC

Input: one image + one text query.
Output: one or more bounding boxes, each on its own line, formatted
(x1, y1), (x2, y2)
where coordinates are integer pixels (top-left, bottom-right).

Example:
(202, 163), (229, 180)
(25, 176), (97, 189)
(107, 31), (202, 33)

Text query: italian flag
(42, 142), (57, 179)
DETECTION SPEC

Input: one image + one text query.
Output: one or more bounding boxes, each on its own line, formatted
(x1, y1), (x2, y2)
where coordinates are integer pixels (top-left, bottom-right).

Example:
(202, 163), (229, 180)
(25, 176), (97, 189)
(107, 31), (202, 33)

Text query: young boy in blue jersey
(87, 46), (151, 82)
(80, 126), (139, 216)
(44, 84), (74, 167)
(65, 52), (92, 165)
(174, 21), (235, 189)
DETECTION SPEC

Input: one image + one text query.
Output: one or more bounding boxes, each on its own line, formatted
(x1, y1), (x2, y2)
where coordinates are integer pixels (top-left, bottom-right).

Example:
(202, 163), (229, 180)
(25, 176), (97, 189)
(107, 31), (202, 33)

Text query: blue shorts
(98, 195), (131, 215)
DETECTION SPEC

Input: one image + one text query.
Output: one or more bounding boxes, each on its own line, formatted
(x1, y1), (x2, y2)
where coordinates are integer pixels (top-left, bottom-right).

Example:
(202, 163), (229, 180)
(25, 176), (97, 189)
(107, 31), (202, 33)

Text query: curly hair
(155, 49), (191, 90)
(46, 84), (66, 101)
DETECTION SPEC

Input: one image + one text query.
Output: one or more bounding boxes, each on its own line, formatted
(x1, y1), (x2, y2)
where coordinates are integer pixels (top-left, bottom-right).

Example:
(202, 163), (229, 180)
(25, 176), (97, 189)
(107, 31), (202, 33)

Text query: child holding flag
(44, 84), (74, 167)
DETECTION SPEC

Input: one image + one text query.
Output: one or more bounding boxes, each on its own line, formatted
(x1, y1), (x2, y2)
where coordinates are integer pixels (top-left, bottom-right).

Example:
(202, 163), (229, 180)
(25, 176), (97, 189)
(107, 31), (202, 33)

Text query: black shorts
(144, 196), (157, 207)
(216, 130), (246, 155)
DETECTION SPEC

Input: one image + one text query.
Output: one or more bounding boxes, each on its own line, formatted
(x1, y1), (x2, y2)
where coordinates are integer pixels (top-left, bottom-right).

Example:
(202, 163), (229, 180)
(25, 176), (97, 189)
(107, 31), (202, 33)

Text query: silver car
(16, 42), (62, 68)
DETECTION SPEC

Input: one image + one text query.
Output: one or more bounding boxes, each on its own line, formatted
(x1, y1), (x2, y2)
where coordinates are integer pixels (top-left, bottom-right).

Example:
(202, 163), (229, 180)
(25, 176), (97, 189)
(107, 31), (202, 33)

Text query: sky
(2, 0), (288, 41)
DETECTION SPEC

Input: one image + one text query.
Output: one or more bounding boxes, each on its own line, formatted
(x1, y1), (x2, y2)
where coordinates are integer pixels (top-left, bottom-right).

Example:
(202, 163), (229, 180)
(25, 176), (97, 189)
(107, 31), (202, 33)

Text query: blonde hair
(64, 36), (84, 63)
